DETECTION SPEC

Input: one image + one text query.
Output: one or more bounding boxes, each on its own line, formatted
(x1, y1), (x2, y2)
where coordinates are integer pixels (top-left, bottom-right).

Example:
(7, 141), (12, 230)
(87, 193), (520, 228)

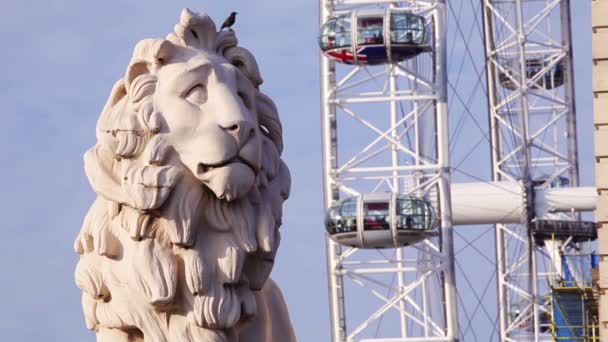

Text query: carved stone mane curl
(74, 9), (292, 342)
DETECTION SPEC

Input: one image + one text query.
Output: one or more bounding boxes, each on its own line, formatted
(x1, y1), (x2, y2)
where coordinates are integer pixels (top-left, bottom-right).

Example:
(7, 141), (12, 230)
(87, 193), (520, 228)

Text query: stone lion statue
(74, 9), (295, 342)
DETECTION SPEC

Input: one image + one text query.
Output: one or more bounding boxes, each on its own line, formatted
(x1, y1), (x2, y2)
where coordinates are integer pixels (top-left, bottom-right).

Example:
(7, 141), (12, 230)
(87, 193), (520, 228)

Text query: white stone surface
(74, 8), (295, 342)
(594, 0), (608, 335)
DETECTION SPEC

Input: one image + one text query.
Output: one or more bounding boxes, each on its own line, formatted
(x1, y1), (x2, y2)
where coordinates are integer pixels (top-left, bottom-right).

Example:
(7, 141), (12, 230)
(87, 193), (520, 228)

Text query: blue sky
(0, 1), (595, 341)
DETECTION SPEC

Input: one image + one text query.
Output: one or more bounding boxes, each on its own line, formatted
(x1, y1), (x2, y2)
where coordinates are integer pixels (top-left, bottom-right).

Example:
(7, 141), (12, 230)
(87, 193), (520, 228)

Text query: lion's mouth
(196, 156), (257, 176)
(194, 156), (258, 202)
(197, 156), (257, 176)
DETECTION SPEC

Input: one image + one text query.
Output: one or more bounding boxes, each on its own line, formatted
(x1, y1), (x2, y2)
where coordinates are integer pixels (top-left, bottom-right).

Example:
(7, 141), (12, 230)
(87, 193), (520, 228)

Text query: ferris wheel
(318, 1), (598, 341)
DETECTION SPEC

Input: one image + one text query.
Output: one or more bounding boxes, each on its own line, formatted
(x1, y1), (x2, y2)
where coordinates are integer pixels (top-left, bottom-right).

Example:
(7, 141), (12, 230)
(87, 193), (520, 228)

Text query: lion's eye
(237, 91), (251, 109)
(184, 84), (207, 105)
(259, 124), (271, 137)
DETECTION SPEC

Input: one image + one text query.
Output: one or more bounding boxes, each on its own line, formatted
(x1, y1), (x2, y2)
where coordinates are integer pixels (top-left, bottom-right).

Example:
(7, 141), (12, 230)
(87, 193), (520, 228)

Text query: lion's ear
(125, 39), (175, 90)
(126, 61), (151, 91)
(224, 47), (263, 88)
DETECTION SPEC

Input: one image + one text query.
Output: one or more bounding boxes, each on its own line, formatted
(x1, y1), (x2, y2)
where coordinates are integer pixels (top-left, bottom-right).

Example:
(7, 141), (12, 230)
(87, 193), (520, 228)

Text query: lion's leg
(97, 327), (144, 342)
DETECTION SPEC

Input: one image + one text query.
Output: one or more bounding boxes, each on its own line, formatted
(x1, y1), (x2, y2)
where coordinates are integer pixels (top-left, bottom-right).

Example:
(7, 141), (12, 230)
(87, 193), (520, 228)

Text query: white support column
(390, 59), (409, 339)
(320, 1), (347, 340)
(481, 0), (582, 340)
(435, 1), (458, 339)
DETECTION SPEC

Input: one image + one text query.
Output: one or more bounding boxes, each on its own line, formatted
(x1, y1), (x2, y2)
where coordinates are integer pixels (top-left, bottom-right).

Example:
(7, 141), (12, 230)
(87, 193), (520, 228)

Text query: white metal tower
(481, 0), (585, 340)
(320, 1), (459, 341)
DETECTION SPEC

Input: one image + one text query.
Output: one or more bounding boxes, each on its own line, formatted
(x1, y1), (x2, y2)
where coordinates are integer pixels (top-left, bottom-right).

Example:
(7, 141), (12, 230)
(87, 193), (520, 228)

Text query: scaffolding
(546, 239), (599, 341)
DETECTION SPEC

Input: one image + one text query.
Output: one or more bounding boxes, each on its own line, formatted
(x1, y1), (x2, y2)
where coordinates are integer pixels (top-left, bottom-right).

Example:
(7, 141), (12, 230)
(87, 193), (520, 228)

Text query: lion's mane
(74, 9), (291, 342)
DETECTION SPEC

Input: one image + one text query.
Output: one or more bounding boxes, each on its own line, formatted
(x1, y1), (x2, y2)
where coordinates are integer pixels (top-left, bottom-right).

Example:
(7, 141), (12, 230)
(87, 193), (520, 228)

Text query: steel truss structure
(481, 0), (581, 340)
(320, 0), (592, 341)
(320, 1), (459, 341)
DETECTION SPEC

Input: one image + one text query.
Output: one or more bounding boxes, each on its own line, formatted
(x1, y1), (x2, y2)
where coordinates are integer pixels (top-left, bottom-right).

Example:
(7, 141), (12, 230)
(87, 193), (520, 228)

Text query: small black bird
(221, 12), (238, 31)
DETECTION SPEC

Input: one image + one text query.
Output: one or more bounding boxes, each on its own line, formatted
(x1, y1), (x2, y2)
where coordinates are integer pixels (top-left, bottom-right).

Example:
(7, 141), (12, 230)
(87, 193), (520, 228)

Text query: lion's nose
(220, 120), (256, 147)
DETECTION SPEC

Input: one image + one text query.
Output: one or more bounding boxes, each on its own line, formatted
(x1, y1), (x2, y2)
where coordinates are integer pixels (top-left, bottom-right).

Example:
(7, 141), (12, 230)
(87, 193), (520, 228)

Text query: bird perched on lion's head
(74, 8), (294, 342)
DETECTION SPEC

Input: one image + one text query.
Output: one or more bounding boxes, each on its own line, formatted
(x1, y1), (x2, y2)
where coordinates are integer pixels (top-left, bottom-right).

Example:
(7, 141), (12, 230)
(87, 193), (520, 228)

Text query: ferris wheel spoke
(446, 0), (488, 98)
(447, 0), (485, 105)
(454, 225), (494, 256)
(456, 260), (498, 336)
(447, 0), (464, 61)
(454, 230), (496, 266)
(455, 292), (482, 342)
(447, 80), (492, 143)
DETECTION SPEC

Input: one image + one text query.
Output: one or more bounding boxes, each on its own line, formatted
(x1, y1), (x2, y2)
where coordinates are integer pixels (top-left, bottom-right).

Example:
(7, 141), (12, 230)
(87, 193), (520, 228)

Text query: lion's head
(74, 9), (290, 341)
